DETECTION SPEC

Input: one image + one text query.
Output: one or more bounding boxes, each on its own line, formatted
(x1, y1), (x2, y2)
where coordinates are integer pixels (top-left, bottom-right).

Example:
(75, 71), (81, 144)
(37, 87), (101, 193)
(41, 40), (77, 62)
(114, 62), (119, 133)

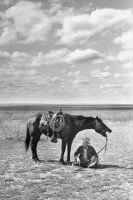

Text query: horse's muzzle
(107, 128), (112, 133)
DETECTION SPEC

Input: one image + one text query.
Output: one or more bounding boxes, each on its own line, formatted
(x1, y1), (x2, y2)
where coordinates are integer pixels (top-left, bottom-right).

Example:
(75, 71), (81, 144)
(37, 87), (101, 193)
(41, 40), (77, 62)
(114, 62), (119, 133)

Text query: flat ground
(0, 109), (133, 200)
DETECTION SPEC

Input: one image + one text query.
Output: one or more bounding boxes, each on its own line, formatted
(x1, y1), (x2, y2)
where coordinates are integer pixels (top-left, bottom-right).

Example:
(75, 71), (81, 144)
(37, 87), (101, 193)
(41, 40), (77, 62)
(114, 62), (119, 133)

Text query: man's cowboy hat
(82, 137), (91, 144)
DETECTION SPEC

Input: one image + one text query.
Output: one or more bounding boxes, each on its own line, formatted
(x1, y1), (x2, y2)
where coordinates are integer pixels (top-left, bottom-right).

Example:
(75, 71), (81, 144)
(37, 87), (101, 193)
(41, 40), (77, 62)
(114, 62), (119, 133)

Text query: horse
(24, 112), (112, 164)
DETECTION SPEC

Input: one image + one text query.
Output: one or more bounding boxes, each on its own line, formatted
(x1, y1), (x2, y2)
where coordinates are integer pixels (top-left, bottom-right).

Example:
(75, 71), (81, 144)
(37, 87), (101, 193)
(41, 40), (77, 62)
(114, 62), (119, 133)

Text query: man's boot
(51, 132), (58, 143)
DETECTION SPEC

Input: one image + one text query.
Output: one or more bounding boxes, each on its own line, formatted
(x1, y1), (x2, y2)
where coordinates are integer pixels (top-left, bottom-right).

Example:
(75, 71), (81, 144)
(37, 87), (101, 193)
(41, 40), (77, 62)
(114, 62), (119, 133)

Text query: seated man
(73, 137), (99, 168)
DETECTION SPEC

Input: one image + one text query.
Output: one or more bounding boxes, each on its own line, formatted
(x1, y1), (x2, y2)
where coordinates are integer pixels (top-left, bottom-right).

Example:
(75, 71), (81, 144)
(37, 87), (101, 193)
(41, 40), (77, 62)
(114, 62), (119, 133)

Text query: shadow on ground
(43, 159), (133, 170)
(97, 164), (133, 169)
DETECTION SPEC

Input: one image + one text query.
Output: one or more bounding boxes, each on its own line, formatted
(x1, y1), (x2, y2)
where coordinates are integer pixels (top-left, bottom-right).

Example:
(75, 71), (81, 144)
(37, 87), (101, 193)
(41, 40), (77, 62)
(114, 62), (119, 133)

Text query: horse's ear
(96, 116), (99, 120)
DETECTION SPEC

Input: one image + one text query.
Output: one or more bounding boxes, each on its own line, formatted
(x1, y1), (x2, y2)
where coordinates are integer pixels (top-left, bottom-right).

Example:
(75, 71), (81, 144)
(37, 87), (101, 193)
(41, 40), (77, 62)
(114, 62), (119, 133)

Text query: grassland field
(0, 106), (133, 200)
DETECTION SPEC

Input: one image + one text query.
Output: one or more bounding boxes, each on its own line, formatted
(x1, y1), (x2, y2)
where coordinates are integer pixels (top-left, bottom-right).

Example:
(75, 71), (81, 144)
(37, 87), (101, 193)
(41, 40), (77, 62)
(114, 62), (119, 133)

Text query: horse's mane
(66, 113), (95, 121)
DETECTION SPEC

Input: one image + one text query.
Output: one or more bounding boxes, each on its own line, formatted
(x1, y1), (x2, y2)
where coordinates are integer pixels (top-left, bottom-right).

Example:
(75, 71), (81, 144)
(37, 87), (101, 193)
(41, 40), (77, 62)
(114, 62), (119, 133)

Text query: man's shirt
(74, 145), (98, 160)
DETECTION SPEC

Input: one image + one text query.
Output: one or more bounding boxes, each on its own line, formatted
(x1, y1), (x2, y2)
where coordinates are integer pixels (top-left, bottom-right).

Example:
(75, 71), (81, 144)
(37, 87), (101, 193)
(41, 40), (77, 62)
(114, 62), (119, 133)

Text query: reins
(97, 137), (108, 154)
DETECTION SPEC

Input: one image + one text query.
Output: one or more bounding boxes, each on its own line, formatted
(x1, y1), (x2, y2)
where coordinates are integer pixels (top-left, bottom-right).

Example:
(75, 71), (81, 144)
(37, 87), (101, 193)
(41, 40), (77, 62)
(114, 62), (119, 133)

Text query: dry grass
(0, 109), (132, 140)
(0, 108), (133, 200)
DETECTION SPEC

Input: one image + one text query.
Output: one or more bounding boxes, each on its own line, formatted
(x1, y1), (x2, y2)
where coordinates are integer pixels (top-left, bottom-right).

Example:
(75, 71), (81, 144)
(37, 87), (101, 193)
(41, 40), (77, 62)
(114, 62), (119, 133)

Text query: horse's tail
(25, 125), (30, 151)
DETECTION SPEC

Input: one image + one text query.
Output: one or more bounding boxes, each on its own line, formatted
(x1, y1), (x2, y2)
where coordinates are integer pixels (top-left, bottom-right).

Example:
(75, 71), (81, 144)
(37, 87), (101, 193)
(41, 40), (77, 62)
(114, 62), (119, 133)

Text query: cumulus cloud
(117, 49), (133, 62)
(57, 8), (132, 45)
(44, 48), (69, 64)
(123, 61), (132, 69)
(30, 48), (105, 66)
(0, 50), (10, 58)
(9, 51), (32, 68)
(0, 27), (17, 45)
(90, 69), (111, 78)
(11, 51), (31, 60)
(66, 70), (80, 77)
(114, 30), (133, 49)
(0, 0), (15, 6)
(104, 66), (110, 71)
(1, 1), (132, 47)
(116, 49), (133, 68)
(114, 72), (133, 78)
(31, 48), (69, 66)
(51, 76), (64, 83)
(27, 69), (37, 75)
(64, 49), (104, 64)
(100, 83), (122, 89)
(0, 1), (52, 44)
(73, 79), (90, 85)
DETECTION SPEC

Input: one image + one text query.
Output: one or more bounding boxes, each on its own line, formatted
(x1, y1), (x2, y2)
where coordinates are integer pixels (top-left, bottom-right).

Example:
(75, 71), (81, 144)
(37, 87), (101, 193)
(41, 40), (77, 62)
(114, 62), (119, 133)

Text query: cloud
(0, 50), (10, 58)
(100, 83), (122, 89)
(0, 1), (52, 44)
(0, 27), (17, 45)
(0, 0), (15, 6)
(114, 72), (133, 79)
(31, 48), (69, 66)
(9, 51), (32, 68)
(116, 49), (133, 68)
(44, 48), (69, 64)
(66, 71), (80, 77)
(114, 30), (133, 49)
(1, 1), (132, 47)
(31, 48), (105, 66)
(123, 61), (132, 69)
(27, 69), (37, 75)
(51, 76), (64, 83)
(117, 49), (133, 62)
(90, 69), (111, 78)
(64, 49), (104, 64)
(57, 8), (132, 45)
(104, 66), (110, 71)
(48, 0), (62, 15)
(73, 79), (90, 85)
(0, 1), (132, 47)
(11, 51), (31, 60)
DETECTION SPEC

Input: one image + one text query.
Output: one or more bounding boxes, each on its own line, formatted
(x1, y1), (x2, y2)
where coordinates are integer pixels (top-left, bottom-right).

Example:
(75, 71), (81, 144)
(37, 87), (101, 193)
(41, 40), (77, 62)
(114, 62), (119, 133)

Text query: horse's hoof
(59, 160), (66, 165)
(33, 158), (41, 163)
(66, 161), (72, 165)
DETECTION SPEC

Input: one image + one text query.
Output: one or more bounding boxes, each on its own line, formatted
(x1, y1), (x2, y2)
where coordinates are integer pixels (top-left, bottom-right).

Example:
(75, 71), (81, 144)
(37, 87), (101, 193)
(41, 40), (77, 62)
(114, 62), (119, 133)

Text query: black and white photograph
(0, 0), (133, 199)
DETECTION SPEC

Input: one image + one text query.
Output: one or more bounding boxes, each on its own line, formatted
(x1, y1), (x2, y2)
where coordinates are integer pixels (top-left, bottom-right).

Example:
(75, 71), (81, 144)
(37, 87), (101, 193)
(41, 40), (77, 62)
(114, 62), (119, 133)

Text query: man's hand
(74, 156), (80, 163)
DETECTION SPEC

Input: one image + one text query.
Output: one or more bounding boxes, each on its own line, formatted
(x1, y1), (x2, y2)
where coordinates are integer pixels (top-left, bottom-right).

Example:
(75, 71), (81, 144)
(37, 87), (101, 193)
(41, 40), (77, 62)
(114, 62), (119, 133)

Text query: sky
(0, 0), (133, 104)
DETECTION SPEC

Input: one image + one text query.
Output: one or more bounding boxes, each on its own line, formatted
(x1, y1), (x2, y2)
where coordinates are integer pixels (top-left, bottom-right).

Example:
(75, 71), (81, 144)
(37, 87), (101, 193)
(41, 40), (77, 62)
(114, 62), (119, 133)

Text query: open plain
(0, 106), (133, 200)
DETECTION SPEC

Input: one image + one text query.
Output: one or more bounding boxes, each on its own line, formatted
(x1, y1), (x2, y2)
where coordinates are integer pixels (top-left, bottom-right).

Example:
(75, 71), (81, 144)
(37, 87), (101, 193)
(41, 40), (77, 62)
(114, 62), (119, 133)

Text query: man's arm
(74, 146), (82, 162)
(74, 146), (82, 156)
(92, 147), (98, 158)
(88, 145), (98, 158)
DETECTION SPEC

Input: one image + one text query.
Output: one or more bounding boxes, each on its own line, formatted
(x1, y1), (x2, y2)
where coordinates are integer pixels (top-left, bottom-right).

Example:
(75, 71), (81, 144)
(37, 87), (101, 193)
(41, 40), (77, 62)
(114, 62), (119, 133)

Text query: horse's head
(94, 116), (112, 137)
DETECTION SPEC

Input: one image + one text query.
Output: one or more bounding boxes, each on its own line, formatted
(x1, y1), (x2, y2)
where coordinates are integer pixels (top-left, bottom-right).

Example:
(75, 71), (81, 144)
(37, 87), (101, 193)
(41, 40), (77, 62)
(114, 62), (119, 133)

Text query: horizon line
(0, 103), (132, 106)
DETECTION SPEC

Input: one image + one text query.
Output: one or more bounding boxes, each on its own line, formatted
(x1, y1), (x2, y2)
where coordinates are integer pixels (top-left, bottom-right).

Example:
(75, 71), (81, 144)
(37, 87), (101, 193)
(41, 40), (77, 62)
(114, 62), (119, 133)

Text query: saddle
(40, 110), (65, 133)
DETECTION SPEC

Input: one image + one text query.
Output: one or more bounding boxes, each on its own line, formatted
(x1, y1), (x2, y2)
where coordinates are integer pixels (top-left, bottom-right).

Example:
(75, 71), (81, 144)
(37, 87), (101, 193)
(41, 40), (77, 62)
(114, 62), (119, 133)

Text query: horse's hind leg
(31, 136), (40, 162)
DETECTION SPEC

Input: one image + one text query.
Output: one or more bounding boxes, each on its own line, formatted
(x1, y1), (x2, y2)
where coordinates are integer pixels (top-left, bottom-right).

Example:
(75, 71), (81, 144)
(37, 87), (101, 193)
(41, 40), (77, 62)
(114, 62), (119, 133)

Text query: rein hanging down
(97, 137), (108, 154)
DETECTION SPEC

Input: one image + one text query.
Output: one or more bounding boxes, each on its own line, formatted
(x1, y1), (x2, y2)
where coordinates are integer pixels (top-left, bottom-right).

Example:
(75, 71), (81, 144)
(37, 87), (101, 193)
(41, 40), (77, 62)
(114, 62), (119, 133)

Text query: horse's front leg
(67, 139), (73, 163)
(31, 135), (40, 162)
(60, 140), (66, 164)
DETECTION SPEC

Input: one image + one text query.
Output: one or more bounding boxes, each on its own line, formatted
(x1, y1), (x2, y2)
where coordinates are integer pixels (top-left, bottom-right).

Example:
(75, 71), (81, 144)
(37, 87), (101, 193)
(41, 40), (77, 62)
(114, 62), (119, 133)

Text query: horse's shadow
(35, 159), (133, 170)
(45, 159), (72, 165)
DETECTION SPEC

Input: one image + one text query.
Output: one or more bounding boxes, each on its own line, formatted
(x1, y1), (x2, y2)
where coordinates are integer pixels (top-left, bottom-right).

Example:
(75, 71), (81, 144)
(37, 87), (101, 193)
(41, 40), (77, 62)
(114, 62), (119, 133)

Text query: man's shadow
(37, 159), (133, 170)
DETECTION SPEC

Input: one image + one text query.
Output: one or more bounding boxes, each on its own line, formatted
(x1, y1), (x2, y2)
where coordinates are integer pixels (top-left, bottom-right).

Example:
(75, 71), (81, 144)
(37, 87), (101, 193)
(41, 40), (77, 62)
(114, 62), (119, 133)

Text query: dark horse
(25, 112), (112, 164)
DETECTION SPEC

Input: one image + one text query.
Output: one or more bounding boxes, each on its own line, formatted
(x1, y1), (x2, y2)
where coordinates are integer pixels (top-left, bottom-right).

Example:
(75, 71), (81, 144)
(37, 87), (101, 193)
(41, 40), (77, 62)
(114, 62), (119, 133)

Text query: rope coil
(49, 114), (65, 132)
